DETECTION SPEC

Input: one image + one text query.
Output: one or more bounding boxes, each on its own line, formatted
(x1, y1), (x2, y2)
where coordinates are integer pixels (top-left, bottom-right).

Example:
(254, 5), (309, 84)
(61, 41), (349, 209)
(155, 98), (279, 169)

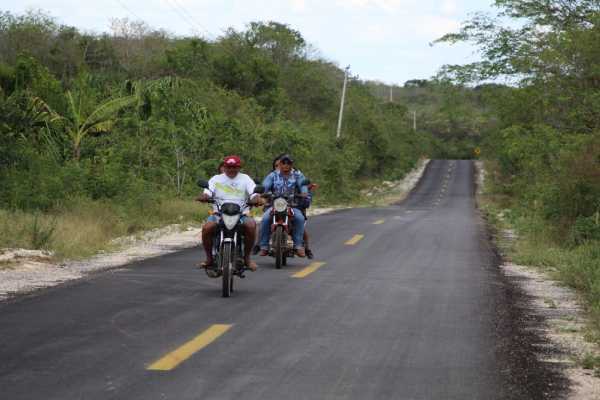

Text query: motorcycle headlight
(273, 198), (288, 213)
(222, 214), (240, 230)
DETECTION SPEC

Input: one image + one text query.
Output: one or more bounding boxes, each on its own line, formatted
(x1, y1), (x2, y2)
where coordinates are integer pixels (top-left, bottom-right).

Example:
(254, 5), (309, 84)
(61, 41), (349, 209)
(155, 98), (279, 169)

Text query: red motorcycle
(263, 184), (309, 269)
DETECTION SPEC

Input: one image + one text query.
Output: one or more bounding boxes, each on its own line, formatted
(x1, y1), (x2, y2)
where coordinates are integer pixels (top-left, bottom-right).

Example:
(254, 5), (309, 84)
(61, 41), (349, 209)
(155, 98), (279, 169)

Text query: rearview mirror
(197, 179), (209, 189)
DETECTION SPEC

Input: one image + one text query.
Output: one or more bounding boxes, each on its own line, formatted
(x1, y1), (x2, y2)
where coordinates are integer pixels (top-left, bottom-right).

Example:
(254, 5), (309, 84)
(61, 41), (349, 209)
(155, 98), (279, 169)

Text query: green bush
(570, 214), (600, 245)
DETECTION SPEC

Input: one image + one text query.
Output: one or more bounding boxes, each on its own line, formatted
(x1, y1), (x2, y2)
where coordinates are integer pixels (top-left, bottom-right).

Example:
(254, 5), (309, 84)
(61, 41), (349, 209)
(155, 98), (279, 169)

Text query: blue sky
(4, 0), (496, 85)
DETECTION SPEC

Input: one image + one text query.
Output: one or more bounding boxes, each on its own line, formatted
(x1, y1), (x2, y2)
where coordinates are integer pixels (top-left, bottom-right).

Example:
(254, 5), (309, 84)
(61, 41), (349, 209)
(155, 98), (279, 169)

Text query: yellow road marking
(373, 219), (385, 225)
(345, 234), (364, 245)
(147, 324), (232, 371)
(292, 262), (326, 278)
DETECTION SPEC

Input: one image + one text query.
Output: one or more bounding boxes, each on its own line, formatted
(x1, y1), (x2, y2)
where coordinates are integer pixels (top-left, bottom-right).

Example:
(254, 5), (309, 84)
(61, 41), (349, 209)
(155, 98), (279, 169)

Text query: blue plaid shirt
(262, 170), (308, 198)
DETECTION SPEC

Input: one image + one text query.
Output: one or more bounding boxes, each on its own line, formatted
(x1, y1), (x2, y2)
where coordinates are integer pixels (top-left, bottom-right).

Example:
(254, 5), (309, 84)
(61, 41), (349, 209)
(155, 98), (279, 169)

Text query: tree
(245, 21), (306, 67)
(43, 90), (135, 160)
(435, 0), (600, 133)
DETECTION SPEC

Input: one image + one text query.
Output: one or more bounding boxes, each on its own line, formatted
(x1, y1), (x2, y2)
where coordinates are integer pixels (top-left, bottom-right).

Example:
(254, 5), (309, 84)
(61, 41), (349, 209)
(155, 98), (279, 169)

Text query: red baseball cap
(223, 155), (241, 167)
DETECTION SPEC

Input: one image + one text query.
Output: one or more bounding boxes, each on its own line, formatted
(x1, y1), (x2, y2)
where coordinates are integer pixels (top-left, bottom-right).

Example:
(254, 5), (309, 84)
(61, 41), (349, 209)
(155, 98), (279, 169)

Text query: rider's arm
(262, 172), (274, 193)
(244, 175), (259, 201)
(297, 178), (308, 194)
(295, 170), (309, 195)
(205, 176), (217, 196)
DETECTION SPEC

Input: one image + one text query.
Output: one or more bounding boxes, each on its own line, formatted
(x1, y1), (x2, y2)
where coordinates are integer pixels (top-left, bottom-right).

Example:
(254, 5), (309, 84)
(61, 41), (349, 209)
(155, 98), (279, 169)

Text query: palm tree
(39, 91), (135, 161)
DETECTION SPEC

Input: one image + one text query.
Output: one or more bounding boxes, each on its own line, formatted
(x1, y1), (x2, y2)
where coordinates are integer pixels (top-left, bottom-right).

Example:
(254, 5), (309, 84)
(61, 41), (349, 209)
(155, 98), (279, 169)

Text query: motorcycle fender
(271, 223), (285, 233)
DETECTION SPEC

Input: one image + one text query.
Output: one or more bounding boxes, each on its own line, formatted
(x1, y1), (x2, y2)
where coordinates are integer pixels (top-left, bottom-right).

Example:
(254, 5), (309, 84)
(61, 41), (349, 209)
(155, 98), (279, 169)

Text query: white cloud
(290, 0), (307, 12)
(336, 0), (413, 12)
(441, 0), (458, 15)
(413, 15), (460, 39)
(361, 24), (390, 42)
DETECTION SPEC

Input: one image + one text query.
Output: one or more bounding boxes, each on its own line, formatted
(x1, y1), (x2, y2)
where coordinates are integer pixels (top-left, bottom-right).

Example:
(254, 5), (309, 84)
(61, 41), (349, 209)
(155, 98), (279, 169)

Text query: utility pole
(389, 86), (393, 102)
(336, 65), (350, 140)
(412, 110), (417, 131)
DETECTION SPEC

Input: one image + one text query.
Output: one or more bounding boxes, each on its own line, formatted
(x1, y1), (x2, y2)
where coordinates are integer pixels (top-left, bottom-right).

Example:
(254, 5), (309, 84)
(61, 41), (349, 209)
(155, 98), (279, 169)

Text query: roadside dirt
(475, 160), (600, 400)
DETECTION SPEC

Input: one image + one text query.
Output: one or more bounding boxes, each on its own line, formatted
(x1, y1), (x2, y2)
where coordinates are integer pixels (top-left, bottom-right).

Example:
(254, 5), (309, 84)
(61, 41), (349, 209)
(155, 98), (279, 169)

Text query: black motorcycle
(197, 179), (264, 297)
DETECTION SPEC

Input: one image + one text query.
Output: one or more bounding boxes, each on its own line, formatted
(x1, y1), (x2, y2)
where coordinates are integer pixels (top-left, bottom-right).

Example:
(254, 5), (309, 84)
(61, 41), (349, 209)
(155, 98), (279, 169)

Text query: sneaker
(294, 247), (306, 257)
(259, 249), (269, 256)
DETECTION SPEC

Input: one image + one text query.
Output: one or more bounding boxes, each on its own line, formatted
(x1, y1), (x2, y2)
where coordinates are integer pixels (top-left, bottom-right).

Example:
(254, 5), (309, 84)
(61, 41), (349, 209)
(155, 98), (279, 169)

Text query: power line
(165, 0), (240, 60)
(163, 0), (200, 35)
(169, 0), (216, 40)
(114, 0), (144, 22)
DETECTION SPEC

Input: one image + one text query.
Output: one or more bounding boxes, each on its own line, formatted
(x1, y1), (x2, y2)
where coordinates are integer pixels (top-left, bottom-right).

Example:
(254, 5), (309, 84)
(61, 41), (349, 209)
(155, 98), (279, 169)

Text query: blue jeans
(260, 207), (305, 249)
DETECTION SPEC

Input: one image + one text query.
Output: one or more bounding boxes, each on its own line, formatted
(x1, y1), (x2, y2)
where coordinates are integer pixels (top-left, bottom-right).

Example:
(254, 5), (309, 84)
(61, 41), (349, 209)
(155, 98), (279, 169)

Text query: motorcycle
(263, 179), (310, 269)
(197, 179), (264, 297)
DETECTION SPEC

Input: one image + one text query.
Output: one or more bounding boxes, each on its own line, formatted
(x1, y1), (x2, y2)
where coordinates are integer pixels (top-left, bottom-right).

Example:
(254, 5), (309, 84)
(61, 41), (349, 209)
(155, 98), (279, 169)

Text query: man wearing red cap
(198, 155), (260, 271)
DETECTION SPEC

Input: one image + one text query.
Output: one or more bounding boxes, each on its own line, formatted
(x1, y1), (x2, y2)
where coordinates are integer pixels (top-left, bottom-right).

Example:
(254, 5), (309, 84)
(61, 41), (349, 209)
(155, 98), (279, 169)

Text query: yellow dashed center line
(292, 262), (326, 278)
(373, 219), (385, 225)
(147, 324), (232, 371)
(345, 234), (364, 245)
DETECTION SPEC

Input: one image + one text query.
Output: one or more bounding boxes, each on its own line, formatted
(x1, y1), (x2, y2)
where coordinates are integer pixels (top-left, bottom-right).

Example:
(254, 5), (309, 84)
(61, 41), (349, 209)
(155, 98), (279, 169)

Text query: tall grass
(0, 197), (206, 260)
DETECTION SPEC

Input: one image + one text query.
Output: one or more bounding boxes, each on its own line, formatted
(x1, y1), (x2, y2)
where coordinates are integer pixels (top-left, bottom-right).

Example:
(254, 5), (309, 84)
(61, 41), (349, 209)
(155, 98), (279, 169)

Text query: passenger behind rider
(272, 155), (316, 259)
(259, 155), (307, 257)
(197, 155), (260, 271)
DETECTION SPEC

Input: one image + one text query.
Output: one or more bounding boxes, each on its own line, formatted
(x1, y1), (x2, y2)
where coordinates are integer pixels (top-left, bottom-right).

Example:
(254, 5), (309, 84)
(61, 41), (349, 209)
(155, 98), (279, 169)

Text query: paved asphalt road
(0, 160), (564, 400)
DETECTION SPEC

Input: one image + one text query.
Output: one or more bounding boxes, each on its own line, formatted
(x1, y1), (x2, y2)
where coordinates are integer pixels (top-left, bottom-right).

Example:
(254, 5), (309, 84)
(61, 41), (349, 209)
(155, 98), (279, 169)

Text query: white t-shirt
(204, 173), (257, 212)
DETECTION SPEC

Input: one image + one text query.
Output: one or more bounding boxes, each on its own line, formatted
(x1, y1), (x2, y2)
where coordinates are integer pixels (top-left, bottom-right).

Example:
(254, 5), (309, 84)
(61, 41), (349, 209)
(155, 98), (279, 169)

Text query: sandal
(245, 260), (258, 271)
(198, 260), (214, 269)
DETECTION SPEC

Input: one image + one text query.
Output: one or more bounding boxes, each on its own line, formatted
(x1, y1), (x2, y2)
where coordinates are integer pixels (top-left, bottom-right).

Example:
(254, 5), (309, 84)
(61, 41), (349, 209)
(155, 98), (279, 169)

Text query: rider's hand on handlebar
(248, 197), (265, 207)
(196, 193), (212, 203)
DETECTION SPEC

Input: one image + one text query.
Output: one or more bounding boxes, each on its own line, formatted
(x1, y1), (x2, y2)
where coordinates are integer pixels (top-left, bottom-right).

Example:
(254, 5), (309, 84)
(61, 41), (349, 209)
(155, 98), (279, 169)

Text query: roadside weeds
(475, 160), (600, 399)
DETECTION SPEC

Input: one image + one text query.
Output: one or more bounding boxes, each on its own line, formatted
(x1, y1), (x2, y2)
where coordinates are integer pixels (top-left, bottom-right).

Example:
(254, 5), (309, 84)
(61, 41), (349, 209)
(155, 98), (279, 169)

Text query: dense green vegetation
(0, 11), (433, 256)
(367, 79), (498, 159)
(438, 0), (600, 339)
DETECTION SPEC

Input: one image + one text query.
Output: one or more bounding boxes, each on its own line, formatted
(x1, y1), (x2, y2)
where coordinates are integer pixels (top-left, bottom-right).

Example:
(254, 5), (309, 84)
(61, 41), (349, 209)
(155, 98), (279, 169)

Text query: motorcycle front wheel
(281, 230), (288, 266)
(274, 226), (284, 269)
(221, 242), (233, 297)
